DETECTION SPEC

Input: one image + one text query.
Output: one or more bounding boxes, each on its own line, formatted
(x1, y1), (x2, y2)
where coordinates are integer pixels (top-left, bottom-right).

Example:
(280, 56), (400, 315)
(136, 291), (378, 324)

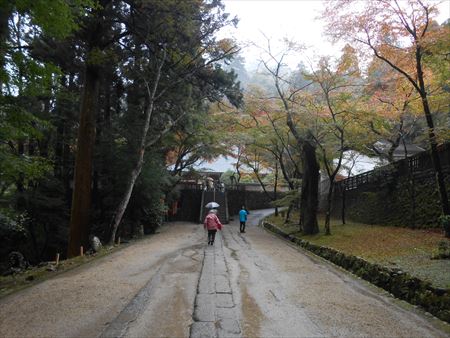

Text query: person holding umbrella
(203, 202), (222, 245)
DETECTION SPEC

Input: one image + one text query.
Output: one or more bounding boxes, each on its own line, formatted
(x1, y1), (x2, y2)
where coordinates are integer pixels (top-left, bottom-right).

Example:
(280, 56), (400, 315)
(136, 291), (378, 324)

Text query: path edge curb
(260, 220), (450, 324)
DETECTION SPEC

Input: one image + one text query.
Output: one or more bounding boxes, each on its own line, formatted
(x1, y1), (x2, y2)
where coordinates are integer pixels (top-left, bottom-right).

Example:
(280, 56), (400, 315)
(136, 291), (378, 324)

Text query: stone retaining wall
(262, 221), (450, 323)
(322, 144), (450, 228)
(330, 168), (450, 228)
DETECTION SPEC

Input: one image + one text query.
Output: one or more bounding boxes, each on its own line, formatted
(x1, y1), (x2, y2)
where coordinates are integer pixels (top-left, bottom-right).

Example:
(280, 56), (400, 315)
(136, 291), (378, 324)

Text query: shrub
(432, 240), (450, 260)
(0, 210), (29, 271)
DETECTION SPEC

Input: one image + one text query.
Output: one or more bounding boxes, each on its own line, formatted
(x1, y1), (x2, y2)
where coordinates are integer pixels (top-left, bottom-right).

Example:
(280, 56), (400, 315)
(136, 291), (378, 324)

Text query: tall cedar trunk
(64, 74), (76, 208)
(67, 0), (112, 257)
(300, 141), (320, 234)
(67, 64), (100, 257)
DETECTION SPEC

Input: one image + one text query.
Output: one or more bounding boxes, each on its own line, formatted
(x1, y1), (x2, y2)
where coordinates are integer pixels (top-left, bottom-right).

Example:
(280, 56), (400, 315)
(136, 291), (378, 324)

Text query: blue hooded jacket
(239, 209), (248, 222)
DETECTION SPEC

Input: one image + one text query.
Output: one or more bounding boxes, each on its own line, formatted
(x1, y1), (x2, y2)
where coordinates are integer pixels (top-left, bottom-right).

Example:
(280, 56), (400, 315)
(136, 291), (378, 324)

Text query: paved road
(0, 209), (448, 337)
(0, 223), (204, 338)
(213, 210), (448, 337)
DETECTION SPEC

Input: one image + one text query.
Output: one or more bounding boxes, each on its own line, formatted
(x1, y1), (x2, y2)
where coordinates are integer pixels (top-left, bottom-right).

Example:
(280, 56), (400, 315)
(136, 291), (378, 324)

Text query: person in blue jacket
(239, 206), (248, 233)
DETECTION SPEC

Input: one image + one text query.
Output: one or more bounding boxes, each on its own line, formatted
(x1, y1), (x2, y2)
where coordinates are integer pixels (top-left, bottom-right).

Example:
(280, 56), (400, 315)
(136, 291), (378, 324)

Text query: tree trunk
(67, 0), (112, 257)
(418, 91), (449, 217)
(285, 202), (293, 224)
(252, 166), (277, 211)
(324, 179), (334, 235)
(108, 49), (166, 245)
(300, 141), (319, 234)
(415, 45), (449, 217)
(274, 161), (278, 217)
(67, 64), (100, 258)
(285, 113), (319, 234)
(341, 183), (346, 225)
(109, 147), (146, 244)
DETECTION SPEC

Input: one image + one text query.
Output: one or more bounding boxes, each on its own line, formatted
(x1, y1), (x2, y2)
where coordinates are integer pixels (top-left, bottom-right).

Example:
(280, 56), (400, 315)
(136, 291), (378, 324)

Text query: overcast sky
(201, 0), (450, 173)
(222, 0), (336, 68)
(221, 0), (450, 69)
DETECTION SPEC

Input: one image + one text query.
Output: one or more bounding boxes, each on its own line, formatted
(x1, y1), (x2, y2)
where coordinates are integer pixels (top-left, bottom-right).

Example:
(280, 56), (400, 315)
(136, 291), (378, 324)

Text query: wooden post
(55, 253), (60, 266)
(80, 246), (84, 256)
(117, 237), (121, 245)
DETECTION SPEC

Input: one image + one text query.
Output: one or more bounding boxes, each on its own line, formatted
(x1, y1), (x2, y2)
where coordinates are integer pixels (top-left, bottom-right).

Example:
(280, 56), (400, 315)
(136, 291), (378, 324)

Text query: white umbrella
(205, 201), (220, 208)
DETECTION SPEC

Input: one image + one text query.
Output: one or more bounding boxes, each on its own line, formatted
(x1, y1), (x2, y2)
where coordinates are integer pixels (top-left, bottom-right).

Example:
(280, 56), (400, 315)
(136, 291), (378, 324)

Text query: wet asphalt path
(215, 209), (448, 337)
(0, 223), (205, 338)
(1, 210), (448, 337)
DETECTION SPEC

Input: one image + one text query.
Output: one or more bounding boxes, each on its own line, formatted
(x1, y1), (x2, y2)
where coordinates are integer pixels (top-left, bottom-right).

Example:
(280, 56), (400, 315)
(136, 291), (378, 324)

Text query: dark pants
(240, 221), (246, 233)
(207, 229), (217, 244)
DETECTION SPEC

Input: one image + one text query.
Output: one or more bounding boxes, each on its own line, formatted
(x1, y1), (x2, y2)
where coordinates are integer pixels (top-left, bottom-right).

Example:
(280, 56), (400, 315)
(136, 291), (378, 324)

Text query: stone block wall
(327, 145), (450, 228)
(331, 168), (450, 228)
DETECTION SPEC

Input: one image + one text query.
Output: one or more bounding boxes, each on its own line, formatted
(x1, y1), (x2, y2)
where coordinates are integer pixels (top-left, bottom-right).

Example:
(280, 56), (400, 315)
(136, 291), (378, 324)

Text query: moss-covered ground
(266, 212), (450, 289)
